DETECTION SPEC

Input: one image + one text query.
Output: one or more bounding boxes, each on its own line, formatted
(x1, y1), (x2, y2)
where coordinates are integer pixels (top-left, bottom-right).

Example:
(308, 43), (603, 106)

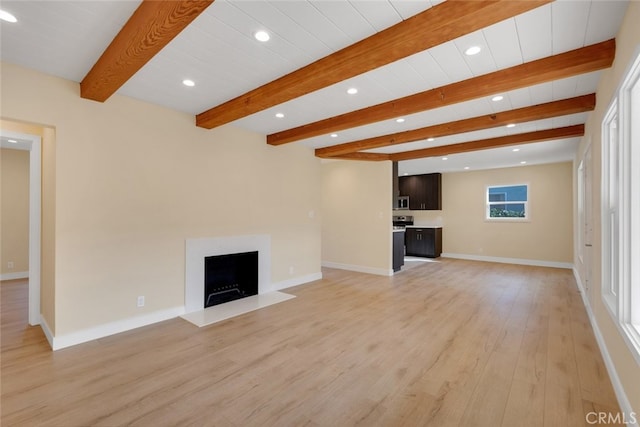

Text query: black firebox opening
(204, 251), (258, 308)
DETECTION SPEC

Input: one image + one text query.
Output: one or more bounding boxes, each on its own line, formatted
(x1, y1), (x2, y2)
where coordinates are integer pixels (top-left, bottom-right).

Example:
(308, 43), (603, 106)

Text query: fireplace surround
(185, 235), (270, 314)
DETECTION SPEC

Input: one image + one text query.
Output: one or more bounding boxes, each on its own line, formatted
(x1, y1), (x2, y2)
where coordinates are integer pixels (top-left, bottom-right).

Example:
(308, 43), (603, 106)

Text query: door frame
(1, 129), (41, 326)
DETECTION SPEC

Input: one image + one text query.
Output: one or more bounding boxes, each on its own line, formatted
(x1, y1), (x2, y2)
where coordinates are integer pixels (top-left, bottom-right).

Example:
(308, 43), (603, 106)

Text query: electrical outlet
(7, 261), (14, 269)
(137, 296), (145, 307)
(289, 266), (294, 275)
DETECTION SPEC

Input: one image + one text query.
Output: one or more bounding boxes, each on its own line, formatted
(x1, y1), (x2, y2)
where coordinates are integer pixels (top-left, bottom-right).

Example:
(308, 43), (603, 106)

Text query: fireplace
(183, 235), (297, 327)
(204, 251), (258, 308)
(185, 235), (271, 314)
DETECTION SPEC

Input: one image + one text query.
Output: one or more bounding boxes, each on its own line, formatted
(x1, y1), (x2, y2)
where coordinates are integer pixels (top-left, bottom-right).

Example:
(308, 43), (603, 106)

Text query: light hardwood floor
(1, 259), (622, 426)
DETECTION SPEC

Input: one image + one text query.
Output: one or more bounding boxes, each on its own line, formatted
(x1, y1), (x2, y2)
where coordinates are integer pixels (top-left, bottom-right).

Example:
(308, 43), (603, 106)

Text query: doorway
(0, 130), (41, 326)
(578, 142), (594, 302)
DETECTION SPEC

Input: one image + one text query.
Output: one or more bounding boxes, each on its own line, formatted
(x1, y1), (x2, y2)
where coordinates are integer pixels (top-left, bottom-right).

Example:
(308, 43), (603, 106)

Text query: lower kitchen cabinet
(405, 227), (442, 258)
(393, 231), (405, 272)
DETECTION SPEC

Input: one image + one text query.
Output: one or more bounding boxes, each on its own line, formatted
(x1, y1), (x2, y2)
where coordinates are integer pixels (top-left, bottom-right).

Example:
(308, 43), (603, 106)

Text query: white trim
(51, 306), (185, 351)
(573, 269), (640, 427)
(601, 45), (640, 364)
(39, 314), (54, 349)
(29, 134), (41, 326)
(0, 271), (29, 281)
(441, 253), (572, 269)
(271, 272), (322, 291)
(0, 129), (42, 326)
(321, 261), (394, 276)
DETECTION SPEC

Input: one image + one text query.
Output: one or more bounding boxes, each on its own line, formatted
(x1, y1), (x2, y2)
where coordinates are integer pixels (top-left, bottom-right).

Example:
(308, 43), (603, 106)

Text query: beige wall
(1, 62), (321, 336)
(1, 148), (30, 275)
(410, 162), (574, 264)
(574, 0), (640, 415)
(321, 160), (392, 274)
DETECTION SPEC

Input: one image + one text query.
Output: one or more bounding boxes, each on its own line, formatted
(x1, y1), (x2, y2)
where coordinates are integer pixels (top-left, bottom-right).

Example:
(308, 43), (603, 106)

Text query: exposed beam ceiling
(195, 0), (551, 130)
(315, 94), (596, 158)
(6, 0), (623, 172)
(327, 125), (585, 162)
(268, 39), (615, 146)
(81, 0), (214, 102)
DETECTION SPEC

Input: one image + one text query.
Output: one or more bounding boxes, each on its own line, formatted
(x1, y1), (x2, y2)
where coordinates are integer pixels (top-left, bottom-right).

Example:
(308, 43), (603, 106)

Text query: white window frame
(601, 47), (640, 365)
(485, 184), (529, 221)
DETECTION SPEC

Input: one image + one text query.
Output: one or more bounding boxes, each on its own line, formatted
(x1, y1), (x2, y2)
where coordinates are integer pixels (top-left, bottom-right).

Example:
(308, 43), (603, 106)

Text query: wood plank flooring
(1, 259), (622, 426)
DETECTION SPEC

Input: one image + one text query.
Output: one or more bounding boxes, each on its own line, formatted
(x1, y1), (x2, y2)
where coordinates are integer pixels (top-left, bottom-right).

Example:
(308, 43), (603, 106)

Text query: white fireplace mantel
(184, 235), (271, 314)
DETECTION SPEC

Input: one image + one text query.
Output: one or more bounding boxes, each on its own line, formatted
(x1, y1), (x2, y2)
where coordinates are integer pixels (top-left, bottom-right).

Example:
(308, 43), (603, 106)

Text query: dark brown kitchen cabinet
(393, 231), (405, 272)
(399, 173), (441, 210)
(405, 227), (442, 258)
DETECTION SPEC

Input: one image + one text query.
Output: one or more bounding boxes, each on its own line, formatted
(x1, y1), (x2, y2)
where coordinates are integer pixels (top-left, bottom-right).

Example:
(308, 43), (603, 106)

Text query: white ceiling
(0, 0), (630, 175)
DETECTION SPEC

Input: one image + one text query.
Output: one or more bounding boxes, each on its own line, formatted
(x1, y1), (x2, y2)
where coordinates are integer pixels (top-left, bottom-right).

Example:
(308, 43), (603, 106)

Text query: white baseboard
(441, 253), (573, 269)
(46, 272), (322, 351)
(321, 261), (393, 277)
(51, 306), (185, 351)
(271, 272), (322, 291)
(572, 268), (639, 427)
(39, 315), (54, 349)
(0, 271), (29, 281)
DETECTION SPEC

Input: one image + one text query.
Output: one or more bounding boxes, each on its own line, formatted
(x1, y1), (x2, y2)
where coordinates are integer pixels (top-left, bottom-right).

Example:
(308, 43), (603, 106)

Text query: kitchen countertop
(392, 228), (406, 233)
(405, 225), (442, 229)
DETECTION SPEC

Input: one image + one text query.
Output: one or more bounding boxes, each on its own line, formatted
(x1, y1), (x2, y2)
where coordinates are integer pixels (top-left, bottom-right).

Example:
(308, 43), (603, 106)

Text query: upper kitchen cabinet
(399, 173), (441, 210)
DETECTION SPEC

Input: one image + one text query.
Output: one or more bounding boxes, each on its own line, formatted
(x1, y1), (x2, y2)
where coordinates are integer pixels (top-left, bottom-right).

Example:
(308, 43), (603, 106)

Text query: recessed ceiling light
(330, 133), (338, 138)
(491, 95), (504, 102)
(0, 10), (17, 23)
(8, 139), (18, 143)
(182, 79), (195, 87)
(254, 30), (270, 42)
(512, 148), (520, 152)
(347, 88), (358, 95)
(520, 161), (527, 164)
(506, 123), (516, 128)
(442, 157), (448, 161)
(464, 166), (470, 170)
(396, 118), (405, 123)
(275, 113), (284, 118)
(465, 46), (481, 56)
(427, 137), (435, 142)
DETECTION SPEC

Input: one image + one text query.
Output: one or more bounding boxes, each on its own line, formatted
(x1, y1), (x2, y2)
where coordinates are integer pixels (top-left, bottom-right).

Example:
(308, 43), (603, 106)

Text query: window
(486, 184), (528, 220)
(601, 48), (640, 364)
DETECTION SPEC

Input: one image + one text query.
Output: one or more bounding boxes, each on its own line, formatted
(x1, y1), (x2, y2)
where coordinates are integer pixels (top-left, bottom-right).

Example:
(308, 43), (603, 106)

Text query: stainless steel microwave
(396, 196), (409, 210)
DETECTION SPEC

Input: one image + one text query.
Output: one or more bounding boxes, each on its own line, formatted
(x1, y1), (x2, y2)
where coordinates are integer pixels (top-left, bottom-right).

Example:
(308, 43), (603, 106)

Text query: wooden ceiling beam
(315, 94), (596, 158)
(81, 0), (213, 102)
(325, 152), (391, 162)
(388, 125), (585, 162)
(195, 0), (551, 129)
(269, 39), (614, 146)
